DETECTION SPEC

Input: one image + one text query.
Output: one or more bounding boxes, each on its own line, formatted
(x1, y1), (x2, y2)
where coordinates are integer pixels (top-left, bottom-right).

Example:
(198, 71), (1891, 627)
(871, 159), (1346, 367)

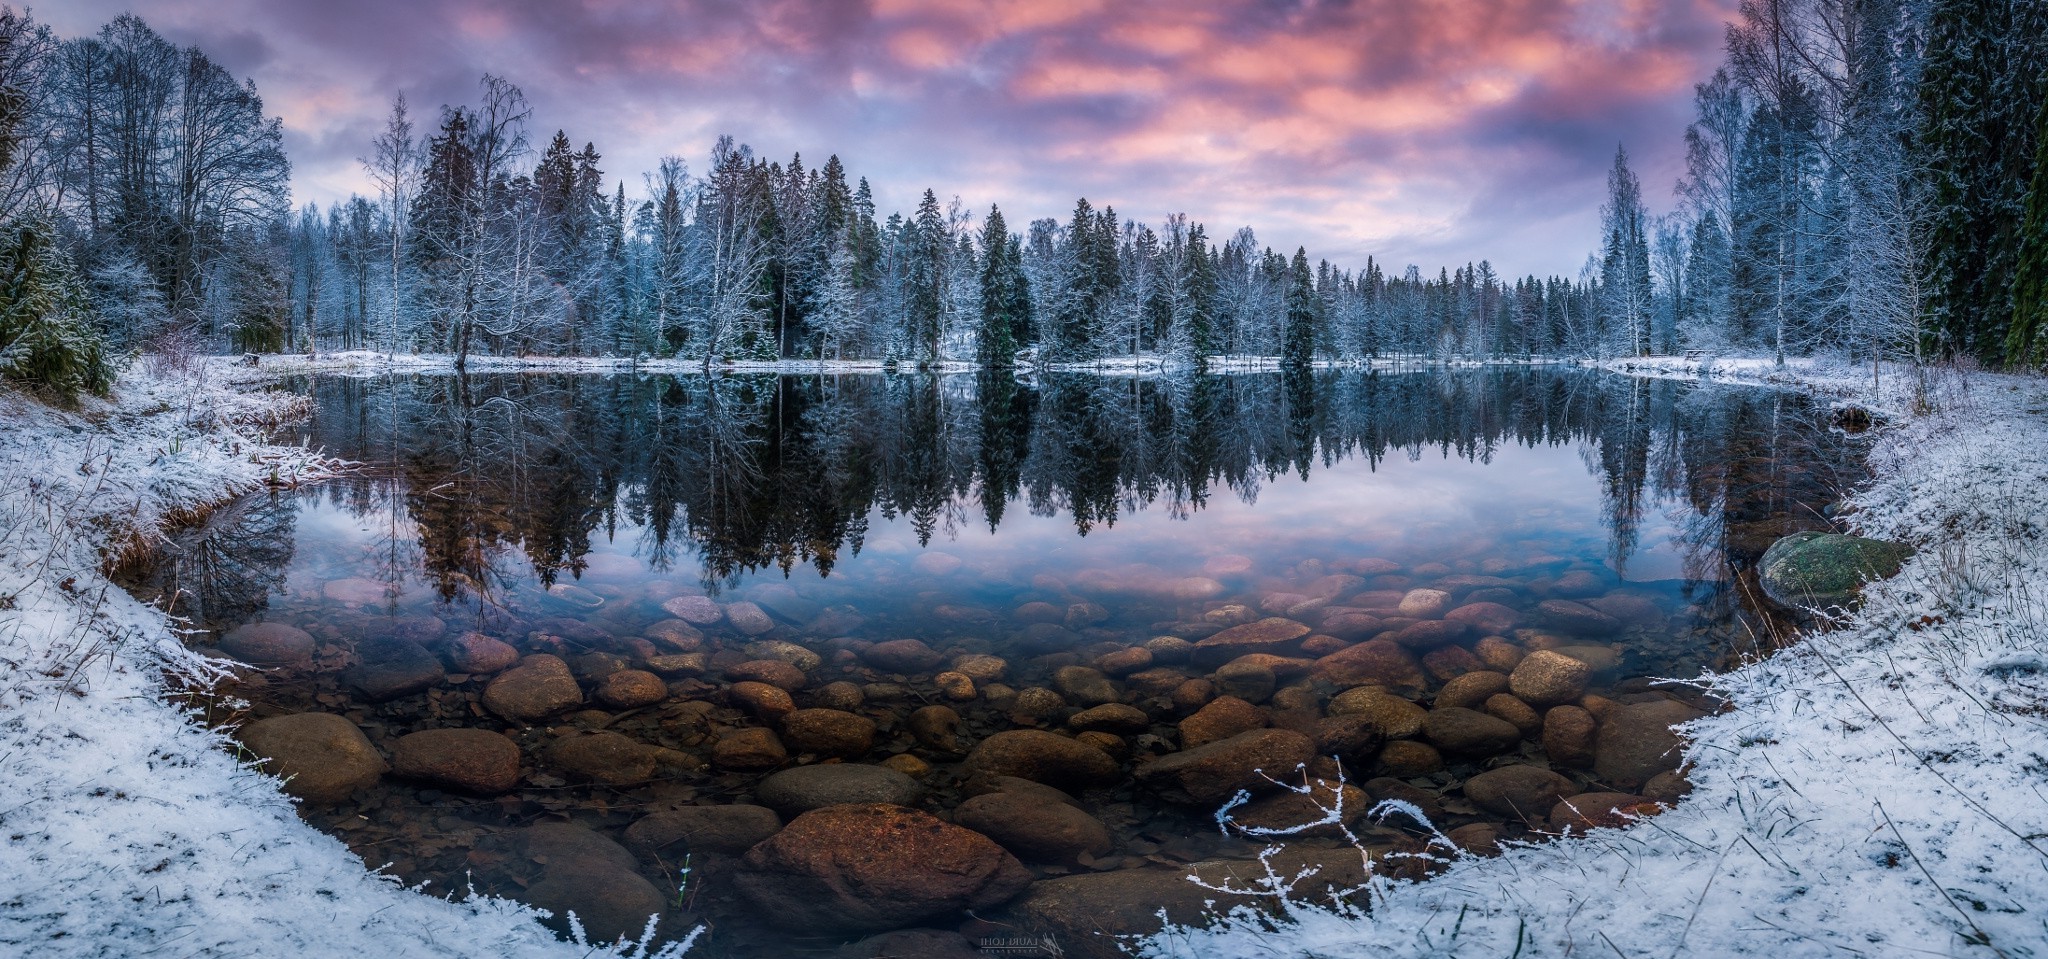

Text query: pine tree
(1181, 224), (1217, 366)
(904, 189), (946, 363)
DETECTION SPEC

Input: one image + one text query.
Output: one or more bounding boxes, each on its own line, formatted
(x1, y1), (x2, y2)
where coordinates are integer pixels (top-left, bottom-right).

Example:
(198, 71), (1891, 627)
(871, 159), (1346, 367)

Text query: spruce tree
(0, 222), (116, 399)
(977, 205), (1016, 367)
(1918, 0), (2048, 360)
(1283, 247), (1316, 368)
(2005, 92), (2048, 367)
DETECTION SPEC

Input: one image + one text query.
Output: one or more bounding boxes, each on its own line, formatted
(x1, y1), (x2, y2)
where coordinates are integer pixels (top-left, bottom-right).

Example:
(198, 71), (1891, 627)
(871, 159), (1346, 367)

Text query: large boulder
(391, 728), (521, 794)
(496, 824), (666, 944)
(953, 791), (1114, 865)
(1180, 696), (1268, 748)
(1134, 729), (1314, 805)
(1594, 700), (1704, 789)
(733, 804), (1032, 934)
(1759, 532), (1913, 610)
(754, 764), (922, 816)
(961, 730), (1121, 789)
(237, 713), (386, 804)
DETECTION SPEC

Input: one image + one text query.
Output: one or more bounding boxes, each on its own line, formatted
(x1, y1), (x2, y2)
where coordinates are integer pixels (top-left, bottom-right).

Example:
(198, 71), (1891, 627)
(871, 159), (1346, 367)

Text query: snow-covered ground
(1141, 356), (2048, 958)
(0, 363), (688, 958)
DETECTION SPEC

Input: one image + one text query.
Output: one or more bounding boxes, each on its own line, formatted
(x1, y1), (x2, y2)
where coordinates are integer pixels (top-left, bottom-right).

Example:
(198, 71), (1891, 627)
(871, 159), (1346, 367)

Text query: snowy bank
(1141, 357), (2048, 958)
(0, 365), (689, 958)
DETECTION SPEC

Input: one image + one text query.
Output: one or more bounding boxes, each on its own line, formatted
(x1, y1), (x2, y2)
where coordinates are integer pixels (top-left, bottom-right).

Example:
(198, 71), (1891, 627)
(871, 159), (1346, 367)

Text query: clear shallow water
(130, 368), (1868, 955)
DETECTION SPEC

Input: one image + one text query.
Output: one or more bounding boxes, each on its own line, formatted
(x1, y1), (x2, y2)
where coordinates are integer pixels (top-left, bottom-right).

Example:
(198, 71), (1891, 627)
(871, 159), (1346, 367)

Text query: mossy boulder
(1759, 532), (1913, 610)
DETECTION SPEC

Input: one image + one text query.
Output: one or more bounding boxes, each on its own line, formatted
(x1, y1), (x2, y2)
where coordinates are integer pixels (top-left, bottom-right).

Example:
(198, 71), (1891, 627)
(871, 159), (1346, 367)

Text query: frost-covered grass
(1141, 356), (2048, 959)
(0, 363), (692, 958)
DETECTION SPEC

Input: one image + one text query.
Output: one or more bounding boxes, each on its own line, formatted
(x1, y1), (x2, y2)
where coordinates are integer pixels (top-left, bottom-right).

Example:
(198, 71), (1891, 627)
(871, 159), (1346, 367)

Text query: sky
(45, 0), (1737, 279)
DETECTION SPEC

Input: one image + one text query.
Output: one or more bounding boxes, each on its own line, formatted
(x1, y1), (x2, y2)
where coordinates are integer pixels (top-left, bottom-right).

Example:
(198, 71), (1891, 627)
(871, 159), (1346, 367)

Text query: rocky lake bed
(117, 368), (1871, 957)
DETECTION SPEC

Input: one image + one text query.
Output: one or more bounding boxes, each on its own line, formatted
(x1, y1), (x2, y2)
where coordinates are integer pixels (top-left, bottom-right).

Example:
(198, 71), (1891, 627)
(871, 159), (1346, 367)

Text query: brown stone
(733, 804), (1032, 933)
(1594, 700), (1703, 789)
(219, 622), (316, 666)
(1474, 635), (1525, 672)
(1396, 588), (1453, 619)
(729, 681), (797, 722)
(481, 654), (583, 722)
(624, 805), (782, 858)
(1052, 666), (1120, 707)
(1389, 619), (1475, 649)
(1095, 646), (1153, 676)
(391, 728), (520, 794)
(1541, 705), (1598, 768)
(1483, 693), (1542, 737)
(727, 659), (808, 691)
(1179, 696), (1268, 748)
(1374, 740), (1443, 777)
(445, 632), (519, 673)
(779, 708), (877, 758)
(1326, 688), (1427, 739)
(725, 601), (777, 636)
(1227, 778), (1371, 838)
(1463, 765), (1576, 822)
(237, 713), (386, 804)
(1536, 599), (1623, 636)
(962, 730), (1121, 788)
(1420, 644), (1485, 681)
(1311, 639), (1426, 695)
(954, 792), (1114, 865)
(1421, 707), (1521, 756)
(661, 595), (725, 625)
(1509, 650), (1593, 707)
(595, 669), (668, 709)
(1549, 791), (1654, 832)
(1445, 601), (1521, 635)
(864, 639), (945, 673)
(1068, 703), (1150, 734)
(712, 727), (787, 770)
(1193, 617), (1312, 662)
(1134, 729), (1315, 805)
(545, 730), (659, 785)
(1434, 671), (1511, 710)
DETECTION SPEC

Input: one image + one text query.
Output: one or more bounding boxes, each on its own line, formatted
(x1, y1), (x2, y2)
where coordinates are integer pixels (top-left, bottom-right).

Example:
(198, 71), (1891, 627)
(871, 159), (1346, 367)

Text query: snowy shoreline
(3, 355), (2041, 959)
(1141, 356), (2048, 958)
(0, 367), (683, 958)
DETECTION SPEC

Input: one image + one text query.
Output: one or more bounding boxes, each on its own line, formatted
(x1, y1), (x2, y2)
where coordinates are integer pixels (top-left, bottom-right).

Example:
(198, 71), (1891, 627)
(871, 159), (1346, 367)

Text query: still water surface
(134, 368), (1867, 954)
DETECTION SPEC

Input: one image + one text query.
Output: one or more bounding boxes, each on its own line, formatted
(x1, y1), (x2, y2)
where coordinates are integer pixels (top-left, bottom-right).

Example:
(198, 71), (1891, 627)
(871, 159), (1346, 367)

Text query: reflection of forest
(289, 369), (1863, 604)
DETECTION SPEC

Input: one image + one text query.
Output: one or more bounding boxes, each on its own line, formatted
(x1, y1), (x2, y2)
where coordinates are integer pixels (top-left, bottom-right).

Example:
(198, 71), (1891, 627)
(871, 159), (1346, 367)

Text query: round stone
(391, 728), (520, 794)
(238, 713), (386, 804)
(754, 763), (922, 815)
(219, 622), (315, 666)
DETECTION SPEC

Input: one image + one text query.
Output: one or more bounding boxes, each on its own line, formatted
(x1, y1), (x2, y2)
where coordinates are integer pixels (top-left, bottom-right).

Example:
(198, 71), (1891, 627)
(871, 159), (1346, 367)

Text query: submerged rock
(755, 763), (923, 815)
(1594, 700), (1703, 789)
(953, 791), (1114, 865)
(237, 713), (386, 804)
(733, 803), (1032, 934)
(1759, 531), (1913, 609)
(1134, 728), (1314, 805)
(963, 730), (1121, 788)
(391, 728), (521, 795)
(218, 622), (316, 666)
(481, 654), (582, 722)
(624, 805), (783, 858)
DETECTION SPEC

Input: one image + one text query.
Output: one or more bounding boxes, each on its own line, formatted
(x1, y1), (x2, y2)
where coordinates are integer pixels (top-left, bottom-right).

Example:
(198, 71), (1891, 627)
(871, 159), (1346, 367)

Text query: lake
(128, 366), (1868, 956)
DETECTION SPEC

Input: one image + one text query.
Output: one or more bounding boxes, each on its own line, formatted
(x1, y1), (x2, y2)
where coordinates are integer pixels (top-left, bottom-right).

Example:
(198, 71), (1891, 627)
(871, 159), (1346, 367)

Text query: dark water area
(129, 367), (1870, 956)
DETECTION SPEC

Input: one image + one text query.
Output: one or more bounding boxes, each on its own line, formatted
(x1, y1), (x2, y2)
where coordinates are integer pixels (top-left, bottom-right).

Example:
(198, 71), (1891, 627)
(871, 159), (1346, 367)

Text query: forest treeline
(0, 2), (2042, 395)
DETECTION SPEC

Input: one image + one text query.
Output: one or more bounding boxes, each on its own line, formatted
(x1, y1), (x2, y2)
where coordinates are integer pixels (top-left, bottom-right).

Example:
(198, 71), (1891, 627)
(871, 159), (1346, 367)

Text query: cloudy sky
(46, 0), (1734, 278)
